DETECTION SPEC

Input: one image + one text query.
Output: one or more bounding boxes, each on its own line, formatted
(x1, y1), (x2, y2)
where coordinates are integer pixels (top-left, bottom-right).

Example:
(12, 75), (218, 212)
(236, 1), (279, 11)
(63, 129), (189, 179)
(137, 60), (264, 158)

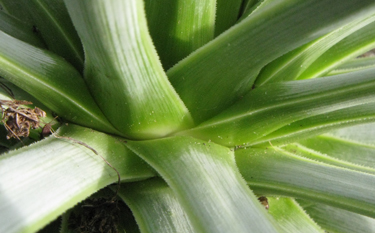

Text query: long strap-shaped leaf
(64, 0), (194, 139)
(255, 15), (375, 86)
(1, 0), (84, 71)
(126, 136), (279, 233)
(298, 124), (375, 169)
(167, 0), (375, 123)
(297, 21), (375, 80)
(179, 68), (375, 146)
(298, 199), (375, 233)
(254, 102), (375, 146)
(267, 197), (324, 233)
(0, 124), (155, 233)
(119, 178), (196, 233)
(144, 0), (216, 70)
(0, 31), (120, 135)
(236, 147), (375, 217)
(281, 143), (375, 175)
(327, 57), (375, 76)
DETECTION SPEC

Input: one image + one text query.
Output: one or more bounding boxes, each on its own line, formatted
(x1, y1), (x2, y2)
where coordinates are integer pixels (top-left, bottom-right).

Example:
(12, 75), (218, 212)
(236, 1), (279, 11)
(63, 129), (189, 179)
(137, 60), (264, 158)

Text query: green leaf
(297, 20), (375, 80)
(168, 0), (375, 123)
(0, 31), (120, 135)
(0, 10), (45, 48)
(298, 199), (375, 233)
(255, 15), (375, 86)
(178, 69), (375, 146)
(256, 102), (375, 146)
(64, 0), (194, 139)
(236, 147), (375, 217)
(0, 0), (34, 23)
(281, 143), (375, 175)
(119, 178), (195, 233)
(145, 0), (216, 69)
(0, 124), (155, 233)
(268, 197), (323, 233)
(1, 0), (84, 71)
(298, 124), (375, 169)
(215, 0), (242, 36)
(239, 0), (262, 18)
(327, 57), (375, 76)
(126, 136), (279, 233)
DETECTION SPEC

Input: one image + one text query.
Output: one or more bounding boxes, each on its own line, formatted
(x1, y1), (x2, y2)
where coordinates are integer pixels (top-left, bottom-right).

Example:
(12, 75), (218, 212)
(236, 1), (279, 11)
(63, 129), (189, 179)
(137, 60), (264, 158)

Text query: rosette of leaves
(1, 0), (375, 232)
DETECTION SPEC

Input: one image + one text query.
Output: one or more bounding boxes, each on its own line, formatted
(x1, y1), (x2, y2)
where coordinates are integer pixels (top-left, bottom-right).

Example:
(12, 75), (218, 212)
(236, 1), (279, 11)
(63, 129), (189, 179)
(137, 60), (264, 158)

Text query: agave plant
(1, 0), (375, 232)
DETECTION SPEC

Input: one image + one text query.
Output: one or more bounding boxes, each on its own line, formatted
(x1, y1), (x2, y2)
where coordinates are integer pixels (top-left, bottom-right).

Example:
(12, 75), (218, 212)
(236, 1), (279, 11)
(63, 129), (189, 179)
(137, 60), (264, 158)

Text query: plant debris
(258, 196), (269, 210)
(68, 198), (122, 233)
(0, 100), (46, 140)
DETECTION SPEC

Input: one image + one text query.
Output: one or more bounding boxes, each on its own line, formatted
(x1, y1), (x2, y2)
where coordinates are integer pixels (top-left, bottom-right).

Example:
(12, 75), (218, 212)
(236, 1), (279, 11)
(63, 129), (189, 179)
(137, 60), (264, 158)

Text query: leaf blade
(0, 124), (155, 233)
(126, 136), (279, 233)
(64, 0), (194, 139)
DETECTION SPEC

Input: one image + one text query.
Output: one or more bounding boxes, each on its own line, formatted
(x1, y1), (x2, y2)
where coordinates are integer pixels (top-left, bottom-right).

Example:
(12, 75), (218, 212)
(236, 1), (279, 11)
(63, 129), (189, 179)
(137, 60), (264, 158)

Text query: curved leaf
(0, 30), (120, 135)
(0, 124), (155, 233)
(255, 15), (375, 86)
(168, 0), (375, 123)
(255, 102), (375, 146)
(179, 69), (375, 146)
(64, 0), (194, 139)
(297, 21), (375, 80)
(126, 136), (279, 233)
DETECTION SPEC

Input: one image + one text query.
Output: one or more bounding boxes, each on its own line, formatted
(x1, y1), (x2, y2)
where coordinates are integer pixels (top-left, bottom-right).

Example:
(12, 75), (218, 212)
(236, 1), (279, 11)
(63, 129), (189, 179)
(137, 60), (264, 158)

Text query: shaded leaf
(119, 178), (195, 233)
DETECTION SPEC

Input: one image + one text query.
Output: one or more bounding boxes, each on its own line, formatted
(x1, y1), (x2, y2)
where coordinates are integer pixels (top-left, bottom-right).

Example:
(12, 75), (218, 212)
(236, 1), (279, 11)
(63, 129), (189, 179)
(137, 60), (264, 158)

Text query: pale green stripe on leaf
(0, 31), (121, 135)
(253, 102), (375, 146)
(236, 147), (375, 217)
(126, 136), (279, 233)
(281, 143), (375, 175)
(0, 11), (45, 48)
(0, 124), (155, 233)
(119, 178), (195, 233)
(168, 0), (375, 123)
(255, 15), (375, 86)
(298, 199), (375, 233)
(64, 0), (194, 139)
(327, 57), (375, 76)
(298, 125), (375, 169)
(268, 197), (324, 233)
(215, 0), (242, 36)
(297, 20), (375, 80)
(145, 0), (216, 70)
(179, 69), (375, 146)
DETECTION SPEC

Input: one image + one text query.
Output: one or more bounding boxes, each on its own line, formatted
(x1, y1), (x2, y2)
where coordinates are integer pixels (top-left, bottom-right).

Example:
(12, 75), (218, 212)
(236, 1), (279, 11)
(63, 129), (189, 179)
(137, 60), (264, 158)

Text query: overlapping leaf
(64, 0), (194, 139)
(179, 68), (375, 146)
(0, 125), (155, 233)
